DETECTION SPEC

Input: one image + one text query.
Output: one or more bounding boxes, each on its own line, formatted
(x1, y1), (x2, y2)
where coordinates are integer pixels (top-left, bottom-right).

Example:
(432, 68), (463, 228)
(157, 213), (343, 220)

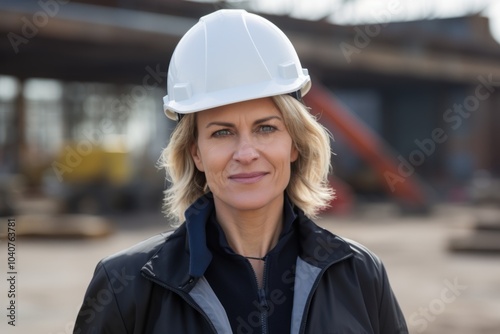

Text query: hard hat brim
(164, 76), (311, 120)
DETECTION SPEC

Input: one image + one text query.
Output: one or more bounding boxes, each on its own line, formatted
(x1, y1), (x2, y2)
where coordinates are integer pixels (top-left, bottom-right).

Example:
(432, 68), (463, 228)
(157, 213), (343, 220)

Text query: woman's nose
(233, 137), (259, 163)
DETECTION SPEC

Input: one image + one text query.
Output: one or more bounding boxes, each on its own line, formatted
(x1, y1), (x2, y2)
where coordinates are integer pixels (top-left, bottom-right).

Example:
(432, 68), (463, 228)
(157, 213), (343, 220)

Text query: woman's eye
(212, 129), (232, 137)
(258, 125), (276, 133)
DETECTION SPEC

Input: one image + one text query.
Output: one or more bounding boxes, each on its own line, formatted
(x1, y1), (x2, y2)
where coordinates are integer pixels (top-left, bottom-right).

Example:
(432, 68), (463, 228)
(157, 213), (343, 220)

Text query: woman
(74, 9), (408, 334)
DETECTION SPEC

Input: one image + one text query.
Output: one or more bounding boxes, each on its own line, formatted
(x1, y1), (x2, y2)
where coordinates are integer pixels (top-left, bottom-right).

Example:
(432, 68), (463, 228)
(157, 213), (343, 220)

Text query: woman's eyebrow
(205, 116), (282, 129)
(205, 121), (234, 129)
(253, 116), (282, 125)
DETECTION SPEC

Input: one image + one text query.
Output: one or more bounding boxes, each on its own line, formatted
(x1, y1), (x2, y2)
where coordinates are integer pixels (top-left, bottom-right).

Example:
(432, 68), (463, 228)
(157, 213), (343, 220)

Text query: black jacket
(74, 194), (408, 333)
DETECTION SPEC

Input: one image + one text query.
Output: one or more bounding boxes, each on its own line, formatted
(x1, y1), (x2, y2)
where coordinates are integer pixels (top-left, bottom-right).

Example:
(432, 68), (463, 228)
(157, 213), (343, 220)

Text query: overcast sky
(245, 0), (500, 42)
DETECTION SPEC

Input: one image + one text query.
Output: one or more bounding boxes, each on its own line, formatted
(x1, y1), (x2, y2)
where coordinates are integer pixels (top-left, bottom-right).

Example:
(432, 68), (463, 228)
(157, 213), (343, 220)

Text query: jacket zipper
(141, 273), (219, 334)
(248, 258), (269, 334)
(298, 253), (353, 334)
(258, 287), (269, 334)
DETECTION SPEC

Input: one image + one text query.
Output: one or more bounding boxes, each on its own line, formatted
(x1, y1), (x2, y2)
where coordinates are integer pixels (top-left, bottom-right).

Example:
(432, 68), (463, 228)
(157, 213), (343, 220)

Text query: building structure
(1, 0), (499, 212)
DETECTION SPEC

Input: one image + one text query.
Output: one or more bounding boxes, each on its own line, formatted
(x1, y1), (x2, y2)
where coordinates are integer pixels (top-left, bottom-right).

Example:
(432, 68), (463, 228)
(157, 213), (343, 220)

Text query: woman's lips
(229, 172), (268, 184)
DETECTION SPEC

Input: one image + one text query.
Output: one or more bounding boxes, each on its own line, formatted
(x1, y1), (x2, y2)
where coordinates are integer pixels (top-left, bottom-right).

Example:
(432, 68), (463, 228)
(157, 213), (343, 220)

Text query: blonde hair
(159, 95), (334, 224)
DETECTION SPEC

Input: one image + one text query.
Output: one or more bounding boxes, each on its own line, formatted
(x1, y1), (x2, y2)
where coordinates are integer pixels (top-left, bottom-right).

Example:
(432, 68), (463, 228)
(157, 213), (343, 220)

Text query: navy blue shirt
(204, 197), (299, 334)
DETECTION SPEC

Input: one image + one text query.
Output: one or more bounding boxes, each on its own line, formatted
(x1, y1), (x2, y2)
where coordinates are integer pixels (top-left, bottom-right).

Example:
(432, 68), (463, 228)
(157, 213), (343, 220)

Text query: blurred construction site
(1, 0), (500, 333)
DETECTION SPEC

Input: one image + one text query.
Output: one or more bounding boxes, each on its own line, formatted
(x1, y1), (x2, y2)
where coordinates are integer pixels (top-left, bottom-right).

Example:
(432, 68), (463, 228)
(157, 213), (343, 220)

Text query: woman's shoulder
(335, 236), (390, 283)
(105, 233), (168, 260)
(342, 237), (383, 266)
(97, 226), (186, 273)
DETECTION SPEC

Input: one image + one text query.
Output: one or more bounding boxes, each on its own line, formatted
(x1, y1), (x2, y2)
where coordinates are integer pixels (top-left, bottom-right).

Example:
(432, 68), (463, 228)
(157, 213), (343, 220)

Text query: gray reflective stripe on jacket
(290, 257), (322, 334)
(189, 276), (232, 334)
(189, 257), (322, 334)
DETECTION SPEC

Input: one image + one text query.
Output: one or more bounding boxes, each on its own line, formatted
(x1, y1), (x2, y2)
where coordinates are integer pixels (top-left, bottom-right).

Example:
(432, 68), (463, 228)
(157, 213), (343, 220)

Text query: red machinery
(304, 82), (430, 212)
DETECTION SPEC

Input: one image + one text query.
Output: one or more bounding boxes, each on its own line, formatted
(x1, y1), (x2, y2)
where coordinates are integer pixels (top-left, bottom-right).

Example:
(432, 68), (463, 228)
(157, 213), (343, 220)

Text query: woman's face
(191, 97), (298, 214)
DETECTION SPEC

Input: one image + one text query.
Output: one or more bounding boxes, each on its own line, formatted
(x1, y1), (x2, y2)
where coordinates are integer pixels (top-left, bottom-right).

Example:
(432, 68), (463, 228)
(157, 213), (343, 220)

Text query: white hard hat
(163, 9), (311, 120)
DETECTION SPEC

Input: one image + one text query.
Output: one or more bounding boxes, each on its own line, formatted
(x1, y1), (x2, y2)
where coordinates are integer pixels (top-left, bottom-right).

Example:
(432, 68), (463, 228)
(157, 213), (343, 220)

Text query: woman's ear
(291, 144), (299, 163)
(190, 142), (205, 172)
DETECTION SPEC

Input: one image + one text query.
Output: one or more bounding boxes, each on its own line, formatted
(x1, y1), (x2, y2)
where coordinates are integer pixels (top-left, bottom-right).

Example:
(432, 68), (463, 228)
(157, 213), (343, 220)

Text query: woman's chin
(214, 191), (283, 213)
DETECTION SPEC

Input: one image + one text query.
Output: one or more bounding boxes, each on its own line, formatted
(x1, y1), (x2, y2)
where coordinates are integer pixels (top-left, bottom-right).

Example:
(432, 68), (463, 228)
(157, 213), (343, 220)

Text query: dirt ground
(0, 202), (499, 334)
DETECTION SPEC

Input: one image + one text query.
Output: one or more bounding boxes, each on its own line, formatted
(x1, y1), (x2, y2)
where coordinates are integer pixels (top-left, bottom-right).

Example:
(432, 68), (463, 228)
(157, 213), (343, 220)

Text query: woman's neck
(214, 198), (284, 288)
(214, 200), (284, 259)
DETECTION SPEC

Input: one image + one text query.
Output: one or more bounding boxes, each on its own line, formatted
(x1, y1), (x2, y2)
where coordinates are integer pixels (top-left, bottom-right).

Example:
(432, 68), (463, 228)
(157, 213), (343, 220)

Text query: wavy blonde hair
(159, 95), (334, 224)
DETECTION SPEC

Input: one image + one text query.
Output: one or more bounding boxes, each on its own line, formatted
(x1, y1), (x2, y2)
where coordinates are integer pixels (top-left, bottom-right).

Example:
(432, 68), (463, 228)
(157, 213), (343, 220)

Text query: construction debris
(0, 214), (114, 239)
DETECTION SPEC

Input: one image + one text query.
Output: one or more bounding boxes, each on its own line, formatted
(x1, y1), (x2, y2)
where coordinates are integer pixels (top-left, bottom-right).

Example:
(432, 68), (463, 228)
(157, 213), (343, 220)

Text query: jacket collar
(141, 193), (217, 292)
(183, 192), (298, 278)
(184, 193), (215, 278)
(294, 209), (354, 268)
(141, 193), (354, 292)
